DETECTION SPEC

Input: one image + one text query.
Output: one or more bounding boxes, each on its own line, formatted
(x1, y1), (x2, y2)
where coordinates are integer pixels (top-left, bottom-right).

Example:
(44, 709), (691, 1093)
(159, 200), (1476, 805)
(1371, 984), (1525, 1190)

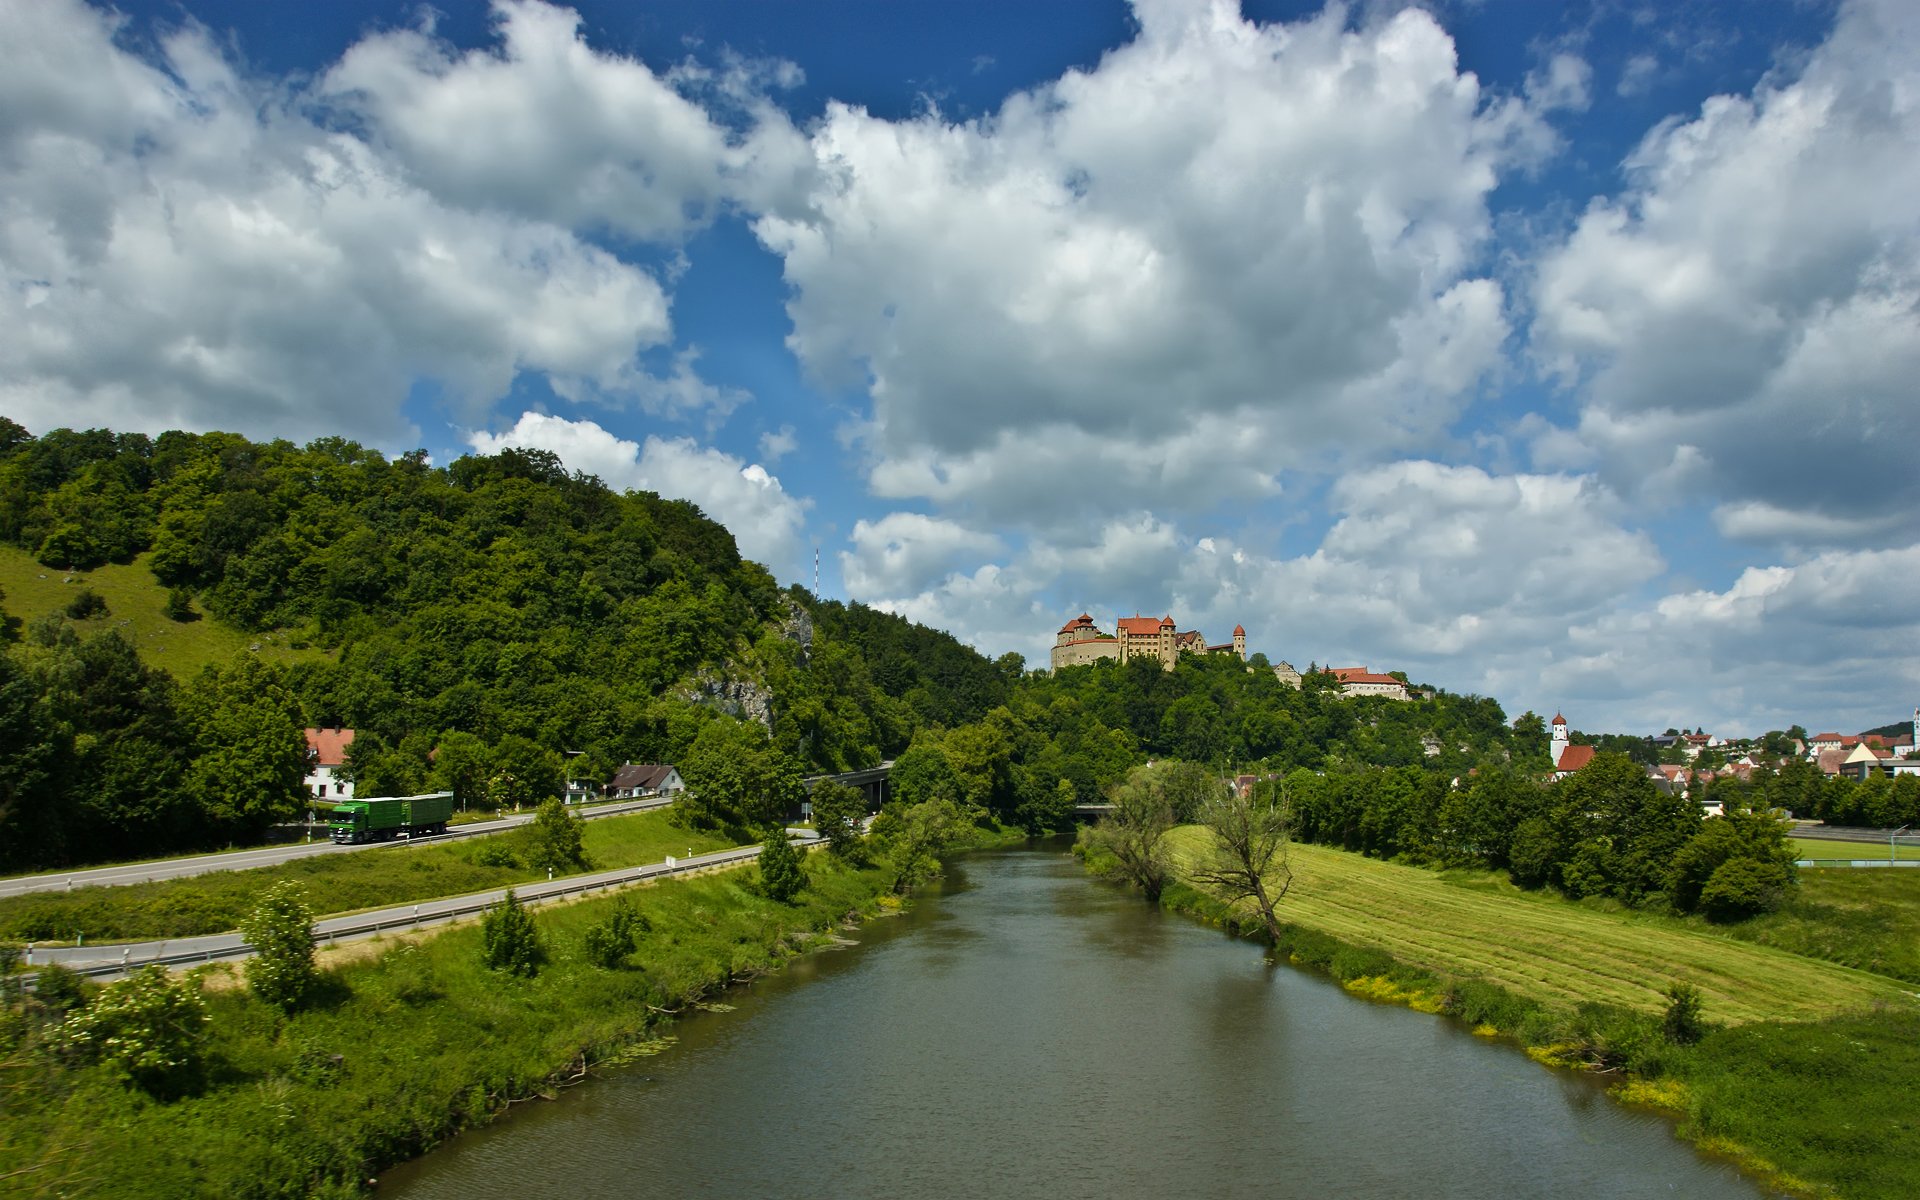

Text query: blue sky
(3, 0), (1916, 737)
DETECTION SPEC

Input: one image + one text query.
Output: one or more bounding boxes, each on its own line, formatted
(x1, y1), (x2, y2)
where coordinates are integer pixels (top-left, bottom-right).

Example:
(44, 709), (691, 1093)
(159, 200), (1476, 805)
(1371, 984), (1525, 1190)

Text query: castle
(1051, 612), (1245, 673)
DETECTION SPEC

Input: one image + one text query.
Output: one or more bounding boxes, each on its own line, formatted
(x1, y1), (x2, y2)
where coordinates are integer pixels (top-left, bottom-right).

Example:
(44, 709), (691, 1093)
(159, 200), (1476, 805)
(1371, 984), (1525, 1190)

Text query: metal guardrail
(50, 837), (812, 983)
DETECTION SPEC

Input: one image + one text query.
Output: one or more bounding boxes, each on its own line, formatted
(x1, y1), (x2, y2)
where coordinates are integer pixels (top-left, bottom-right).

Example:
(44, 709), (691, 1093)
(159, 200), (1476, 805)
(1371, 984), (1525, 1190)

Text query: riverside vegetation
(1080, 814), (1920, 1199)
(6, 421), (1918, 1195)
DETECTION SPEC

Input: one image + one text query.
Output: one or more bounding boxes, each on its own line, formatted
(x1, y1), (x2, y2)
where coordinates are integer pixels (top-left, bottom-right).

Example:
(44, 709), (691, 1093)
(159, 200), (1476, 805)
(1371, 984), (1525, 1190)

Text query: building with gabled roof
(304, 726), (356, 800)
(1328, 667), (1411, 701)
(1050, 612), (1247, 673)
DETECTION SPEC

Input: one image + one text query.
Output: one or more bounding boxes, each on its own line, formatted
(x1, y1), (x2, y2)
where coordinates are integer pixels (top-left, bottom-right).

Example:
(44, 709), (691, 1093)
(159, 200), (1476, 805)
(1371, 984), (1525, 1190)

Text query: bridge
(802, 761), (893, 816)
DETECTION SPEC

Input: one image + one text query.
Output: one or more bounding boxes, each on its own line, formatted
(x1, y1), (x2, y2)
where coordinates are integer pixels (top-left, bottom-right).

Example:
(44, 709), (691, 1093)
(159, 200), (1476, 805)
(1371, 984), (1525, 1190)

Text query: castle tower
(1232, 624), (1246, 661)
(1550, 712), (1569, 768)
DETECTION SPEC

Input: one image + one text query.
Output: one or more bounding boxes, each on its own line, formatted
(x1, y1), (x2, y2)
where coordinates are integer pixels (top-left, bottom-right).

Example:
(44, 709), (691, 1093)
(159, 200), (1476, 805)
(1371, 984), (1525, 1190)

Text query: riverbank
(0, 853), (898, 1198)
(1078, 831), (1920, 1200)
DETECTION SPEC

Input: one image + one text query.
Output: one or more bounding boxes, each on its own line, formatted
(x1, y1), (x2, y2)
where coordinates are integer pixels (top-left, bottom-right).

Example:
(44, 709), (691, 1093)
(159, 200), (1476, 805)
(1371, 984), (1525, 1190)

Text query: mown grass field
(0, 544), (323, 676)
(1164, 828), (1913, 1024)
(0, 810), (736, 942)
(1719, 866), (1920, 985)
(1787, 832), (1910, 862)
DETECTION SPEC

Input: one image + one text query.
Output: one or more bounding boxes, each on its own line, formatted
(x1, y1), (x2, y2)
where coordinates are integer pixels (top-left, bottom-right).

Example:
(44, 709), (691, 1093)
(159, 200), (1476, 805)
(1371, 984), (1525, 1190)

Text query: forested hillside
(0, 422), (1008, 870)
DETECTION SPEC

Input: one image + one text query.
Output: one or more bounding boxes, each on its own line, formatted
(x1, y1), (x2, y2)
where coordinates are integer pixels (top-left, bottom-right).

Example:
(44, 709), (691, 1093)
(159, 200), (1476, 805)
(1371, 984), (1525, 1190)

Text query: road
(0, 798), (674, 898)
(28, 833), (822, 982)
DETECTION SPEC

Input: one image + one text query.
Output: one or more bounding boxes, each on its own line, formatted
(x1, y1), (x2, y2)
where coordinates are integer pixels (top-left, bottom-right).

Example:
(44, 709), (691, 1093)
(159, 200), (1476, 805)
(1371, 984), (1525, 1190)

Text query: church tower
(1550, 712), (1570, 768)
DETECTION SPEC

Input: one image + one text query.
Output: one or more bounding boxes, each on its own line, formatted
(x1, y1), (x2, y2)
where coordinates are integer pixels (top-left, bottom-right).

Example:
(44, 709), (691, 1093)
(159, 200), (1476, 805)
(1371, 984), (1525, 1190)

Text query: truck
(327, 792), (456, 844)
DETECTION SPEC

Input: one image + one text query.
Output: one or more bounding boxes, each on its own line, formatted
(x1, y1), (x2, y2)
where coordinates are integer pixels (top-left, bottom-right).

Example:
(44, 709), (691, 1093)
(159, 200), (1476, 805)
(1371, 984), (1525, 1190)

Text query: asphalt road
(27, 833), (820, 982)
(0, 798), (674, 898)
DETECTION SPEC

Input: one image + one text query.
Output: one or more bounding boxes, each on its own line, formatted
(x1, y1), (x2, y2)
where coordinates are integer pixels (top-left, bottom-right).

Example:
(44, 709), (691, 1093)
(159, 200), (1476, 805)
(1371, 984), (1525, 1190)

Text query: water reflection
(382, 847), (1776, 1200)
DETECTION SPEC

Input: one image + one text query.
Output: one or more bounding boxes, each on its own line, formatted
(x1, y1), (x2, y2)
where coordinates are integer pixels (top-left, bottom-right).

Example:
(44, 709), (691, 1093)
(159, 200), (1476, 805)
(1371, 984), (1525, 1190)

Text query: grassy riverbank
(0, 853), (897, 1198)
(1084, 830), (1920, 1200)
(0, 811), (736, 942)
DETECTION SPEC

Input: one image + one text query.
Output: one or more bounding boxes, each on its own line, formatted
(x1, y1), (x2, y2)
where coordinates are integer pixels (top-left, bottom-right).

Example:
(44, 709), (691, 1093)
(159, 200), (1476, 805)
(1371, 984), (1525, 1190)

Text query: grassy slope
(0, 545), (322, 677)
(0, 811), (737, 941)
(1164, 829), (1910, 1024)
(1, 855), (895, 1199)
(1716, 868), (1920, 985)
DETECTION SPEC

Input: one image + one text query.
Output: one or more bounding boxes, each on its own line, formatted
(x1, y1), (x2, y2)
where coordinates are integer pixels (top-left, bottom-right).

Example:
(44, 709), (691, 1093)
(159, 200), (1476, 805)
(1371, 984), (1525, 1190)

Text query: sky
(3, 0), (1916, 739)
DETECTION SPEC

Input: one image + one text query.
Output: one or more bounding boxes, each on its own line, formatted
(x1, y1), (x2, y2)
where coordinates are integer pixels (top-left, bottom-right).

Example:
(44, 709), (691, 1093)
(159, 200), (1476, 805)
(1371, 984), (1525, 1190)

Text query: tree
(525, 797), (587, 874)
(677, 718), (806, 831)
(64, 589), (108, 620)
(481, 889), (543, 977)
(873, 798), (963, 893)
(240, 880), (318, 1009)
(178, 655), (308, 839)
(758, 827), (806, 902)
(1668, 808), (1796, 915)
(1090, 768), (1176, 902)
(163, 587), (198, 622)
(1191, 781), (1294, 944)
(809, 779), (868, 860)
(54, 966), (209, 1095)
(1663, 981), (1706, 1045)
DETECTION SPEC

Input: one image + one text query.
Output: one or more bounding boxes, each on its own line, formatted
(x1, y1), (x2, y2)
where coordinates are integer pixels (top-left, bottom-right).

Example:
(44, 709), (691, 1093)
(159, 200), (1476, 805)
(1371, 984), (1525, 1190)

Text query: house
(606, 763), (685, 799)
(304, 727), (355, 800)
(1328, 667), (1412, 701)
(1840, 742), (1920, 781)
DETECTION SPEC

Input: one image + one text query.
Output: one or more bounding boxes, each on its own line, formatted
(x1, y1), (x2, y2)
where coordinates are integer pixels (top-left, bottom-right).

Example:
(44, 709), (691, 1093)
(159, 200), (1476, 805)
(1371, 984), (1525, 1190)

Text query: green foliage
(872, 798), (965, 893)
(65, 588), (108, 620)
(239, 880), (318, 1010)
(677, 718), (805, 832)
(480, 889), (543, 977)
(757, 828), (806, 903)
(53, 965), (208, 1095)
(808, 779), (868, 860)
(1668, 808), (1798, 916)
(1700, 856), (1793, 923)
(162, 586), (197, 622)
(31, 961), (94, 1015)
(1663, 981), (1706, 1045)
(178, 654), (308, 839)
(580, 898), (649, 969)
(526, 798), (588, 874)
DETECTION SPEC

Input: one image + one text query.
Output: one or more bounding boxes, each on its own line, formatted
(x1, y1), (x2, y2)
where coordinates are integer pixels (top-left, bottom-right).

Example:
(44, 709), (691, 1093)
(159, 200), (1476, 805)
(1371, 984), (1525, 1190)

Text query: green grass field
(1787, 832), (1912, 862)
(0, 810), (736, 942)
(1165, 829), (1912, 1024)
(0, 544), (323, 677)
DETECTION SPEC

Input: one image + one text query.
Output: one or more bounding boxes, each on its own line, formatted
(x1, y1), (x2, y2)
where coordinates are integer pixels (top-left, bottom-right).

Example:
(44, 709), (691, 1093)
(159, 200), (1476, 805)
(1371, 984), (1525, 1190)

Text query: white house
(304, 727), (355, 800)
(606, 763), (686, 799)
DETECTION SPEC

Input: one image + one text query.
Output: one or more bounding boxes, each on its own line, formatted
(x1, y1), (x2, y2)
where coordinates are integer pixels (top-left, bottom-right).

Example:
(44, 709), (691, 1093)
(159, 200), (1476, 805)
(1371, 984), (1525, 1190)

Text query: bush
(809, 780), (868, 861)
(1663, 981), (1706, 1045)
(1700, 857), (1791, 922)
(581, 898), (650, 969)
(480, 890), (543, 977)
(53, 965), (209, 1095)
(469, 838), (520, 869)
(758, 828), (806, 904)
(525, 798), (587, 874)
(32, 962), (95, 1015)
(240, 881), (318, 1010)
(65, 589), (108, 620)
(163, 587), (199, 622)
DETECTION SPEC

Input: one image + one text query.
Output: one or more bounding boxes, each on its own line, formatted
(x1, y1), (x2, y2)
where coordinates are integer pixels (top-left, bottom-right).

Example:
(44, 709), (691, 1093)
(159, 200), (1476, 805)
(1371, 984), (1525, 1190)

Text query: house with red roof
(304, 726), (355, 800)
(1328, 667), (1411, 701)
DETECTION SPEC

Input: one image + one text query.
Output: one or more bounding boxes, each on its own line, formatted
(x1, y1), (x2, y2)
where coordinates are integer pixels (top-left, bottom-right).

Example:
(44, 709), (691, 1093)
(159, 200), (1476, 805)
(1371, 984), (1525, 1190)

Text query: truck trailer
(328, 792), (456, 844)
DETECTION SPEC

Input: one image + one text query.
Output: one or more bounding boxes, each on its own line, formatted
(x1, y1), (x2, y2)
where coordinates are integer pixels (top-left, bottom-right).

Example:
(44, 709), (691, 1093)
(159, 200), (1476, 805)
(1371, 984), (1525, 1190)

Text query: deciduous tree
(1192, 781), (1294, 944)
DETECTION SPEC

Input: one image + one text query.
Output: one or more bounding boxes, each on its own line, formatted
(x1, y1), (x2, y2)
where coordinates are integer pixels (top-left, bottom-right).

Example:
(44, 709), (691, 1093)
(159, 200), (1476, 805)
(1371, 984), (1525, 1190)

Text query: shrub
(758, 828), (806, 904)
(480, 890), (543, 977)
(470, 839), (520, 869)
(163, 587), (199, 622)
(1700, 857), (1791, 922)
(65, 589), (108, 620)
(809, 780), (868, 861)
(53, 965), (208, 1095)
(525, 798), (587, 874)
(32, 962), (94, 1015)
(581, 898), (650, 969)
(240, 881), (318, 1010)
(1663, 981), (1706, 1045)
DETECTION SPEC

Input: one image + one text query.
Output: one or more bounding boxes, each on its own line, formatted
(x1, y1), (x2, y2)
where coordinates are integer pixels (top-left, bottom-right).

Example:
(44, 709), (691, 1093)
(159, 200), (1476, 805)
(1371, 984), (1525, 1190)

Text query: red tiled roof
(1809, 733), (1845, 742)
(1557, 745), (1597, 773)
(304, 727), (355, 767)
(1117, 616), (1167, 636)
(1058, 613), (1099, 633)
(1233, 624), (1245, 636)
(1333, 668), (1402, 685)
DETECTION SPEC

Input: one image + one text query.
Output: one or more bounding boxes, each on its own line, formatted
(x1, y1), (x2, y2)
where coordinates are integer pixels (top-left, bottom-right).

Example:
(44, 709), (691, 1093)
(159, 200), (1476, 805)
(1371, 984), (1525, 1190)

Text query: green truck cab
(327, 792), (456, 844)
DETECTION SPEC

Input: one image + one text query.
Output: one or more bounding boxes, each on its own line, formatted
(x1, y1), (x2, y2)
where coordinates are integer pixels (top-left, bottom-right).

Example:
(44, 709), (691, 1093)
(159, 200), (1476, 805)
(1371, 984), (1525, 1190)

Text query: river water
(381, 846), (1773, 1199)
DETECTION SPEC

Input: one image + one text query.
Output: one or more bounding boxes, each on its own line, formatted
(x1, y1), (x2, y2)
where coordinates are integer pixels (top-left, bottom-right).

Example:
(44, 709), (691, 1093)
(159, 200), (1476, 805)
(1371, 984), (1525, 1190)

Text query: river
(380, 845), (1774, 1199)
